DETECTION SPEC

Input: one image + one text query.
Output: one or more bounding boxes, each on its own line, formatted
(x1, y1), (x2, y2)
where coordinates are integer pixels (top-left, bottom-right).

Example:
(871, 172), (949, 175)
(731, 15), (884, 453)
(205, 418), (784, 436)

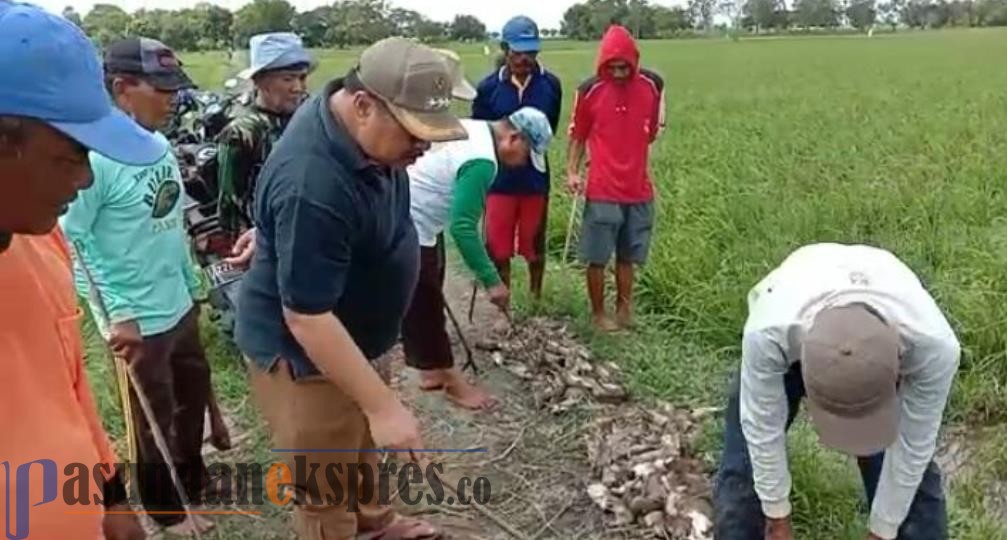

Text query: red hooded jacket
(568, 25), (665, 204)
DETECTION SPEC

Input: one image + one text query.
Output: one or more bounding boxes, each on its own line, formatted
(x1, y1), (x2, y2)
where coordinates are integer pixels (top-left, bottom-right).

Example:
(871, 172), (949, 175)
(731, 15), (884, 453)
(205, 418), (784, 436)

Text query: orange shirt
(0, 229), (117, 539)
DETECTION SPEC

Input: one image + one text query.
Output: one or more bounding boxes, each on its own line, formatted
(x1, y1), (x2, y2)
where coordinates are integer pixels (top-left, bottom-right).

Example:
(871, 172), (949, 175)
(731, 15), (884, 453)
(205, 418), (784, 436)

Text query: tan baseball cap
(357, 37), (467, 143)
(801, 304), (901, 456)
(434, 48), (478, 101)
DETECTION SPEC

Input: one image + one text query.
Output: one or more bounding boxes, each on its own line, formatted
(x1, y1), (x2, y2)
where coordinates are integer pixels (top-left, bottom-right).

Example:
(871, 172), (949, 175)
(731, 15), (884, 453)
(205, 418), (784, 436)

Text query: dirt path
(147, 263), (712, 539)
(384, 266), (712, 540)
(384, 268), (611, 540)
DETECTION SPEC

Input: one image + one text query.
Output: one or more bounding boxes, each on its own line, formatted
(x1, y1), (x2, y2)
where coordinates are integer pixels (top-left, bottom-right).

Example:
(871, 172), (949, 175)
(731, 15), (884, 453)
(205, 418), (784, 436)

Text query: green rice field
(82, 30), (1007, 538)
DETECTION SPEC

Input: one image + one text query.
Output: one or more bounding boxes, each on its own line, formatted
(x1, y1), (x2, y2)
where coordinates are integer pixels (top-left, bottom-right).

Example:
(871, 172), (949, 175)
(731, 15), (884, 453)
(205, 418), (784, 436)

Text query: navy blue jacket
(472, 64), (562, 195)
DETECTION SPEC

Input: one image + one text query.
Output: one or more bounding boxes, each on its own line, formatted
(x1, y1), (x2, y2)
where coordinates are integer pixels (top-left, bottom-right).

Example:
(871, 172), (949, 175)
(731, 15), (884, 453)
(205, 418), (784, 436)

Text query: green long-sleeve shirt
(408, 119), (502, 288)
(448, 159), (500, 287)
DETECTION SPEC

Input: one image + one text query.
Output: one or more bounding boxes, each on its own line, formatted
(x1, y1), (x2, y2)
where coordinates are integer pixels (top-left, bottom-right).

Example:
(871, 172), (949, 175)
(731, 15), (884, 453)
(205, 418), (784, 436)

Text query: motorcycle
(171, 79), (250, 339)
(167, 81), (250, 450)
(167, 79), (249, 144)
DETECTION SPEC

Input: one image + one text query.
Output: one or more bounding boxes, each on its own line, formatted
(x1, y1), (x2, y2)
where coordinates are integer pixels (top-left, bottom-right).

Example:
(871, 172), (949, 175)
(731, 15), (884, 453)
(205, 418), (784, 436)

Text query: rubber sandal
(357, 517), (442, 540)
(418, 382), (445, 392)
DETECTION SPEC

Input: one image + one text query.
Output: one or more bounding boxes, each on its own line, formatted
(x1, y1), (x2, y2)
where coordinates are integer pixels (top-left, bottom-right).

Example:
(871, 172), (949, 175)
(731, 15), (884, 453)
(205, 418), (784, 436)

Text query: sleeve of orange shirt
(74, 354), (119, 468)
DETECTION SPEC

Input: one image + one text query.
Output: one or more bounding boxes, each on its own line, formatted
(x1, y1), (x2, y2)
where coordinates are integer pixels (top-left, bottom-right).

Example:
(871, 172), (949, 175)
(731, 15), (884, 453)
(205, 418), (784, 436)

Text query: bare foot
(592, 315), (619, 332)
(194, 515), (214, 531)
(418, 369), (449, 391)
(166, 515), (215, 536)
(442, 369), (497, 410)
(616, 309), (634, 329)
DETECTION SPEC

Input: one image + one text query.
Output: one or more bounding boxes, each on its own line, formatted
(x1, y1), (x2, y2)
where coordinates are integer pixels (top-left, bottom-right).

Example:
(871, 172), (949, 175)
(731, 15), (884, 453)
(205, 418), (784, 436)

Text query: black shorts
(401, 237), (453, 369)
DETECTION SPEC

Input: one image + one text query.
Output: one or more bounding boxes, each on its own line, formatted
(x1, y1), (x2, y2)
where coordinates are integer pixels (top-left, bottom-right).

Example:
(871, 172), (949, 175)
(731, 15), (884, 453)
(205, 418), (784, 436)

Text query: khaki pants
(250, 359), (394, 540)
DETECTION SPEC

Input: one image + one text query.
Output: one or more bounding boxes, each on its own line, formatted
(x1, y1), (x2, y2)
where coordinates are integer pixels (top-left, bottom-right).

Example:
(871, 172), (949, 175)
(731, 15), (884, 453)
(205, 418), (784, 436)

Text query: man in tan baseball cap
(711, 243), (960, 540)
(355, 37), (468, 144)
(235, 37), (467, 540)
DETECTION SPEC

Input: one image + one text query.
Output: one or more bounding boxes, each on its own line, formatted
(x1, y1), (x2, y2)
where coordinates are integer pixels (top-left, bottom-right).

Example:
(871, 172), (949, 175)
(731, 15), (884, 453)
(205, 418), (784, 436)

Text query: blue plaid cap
(508, 107), (553, 172)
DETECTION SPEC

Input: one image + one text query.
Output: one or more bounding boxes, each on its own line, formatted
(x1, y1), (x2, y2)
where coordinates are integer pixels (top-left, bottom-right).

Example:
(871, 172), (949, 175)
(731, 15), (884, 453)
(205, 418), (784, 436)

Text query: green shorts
(579, 201), (655, 266)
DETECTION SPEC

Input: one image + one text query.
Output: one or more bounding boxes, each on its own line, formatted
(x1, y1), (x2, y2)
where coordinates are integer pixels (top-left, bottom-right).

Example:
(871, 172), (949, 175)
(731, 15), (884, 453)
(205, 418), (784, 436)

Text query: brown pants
(119, 307), (211, 526)
(401, 237), (453, 370)
(250, 359), (394, 539)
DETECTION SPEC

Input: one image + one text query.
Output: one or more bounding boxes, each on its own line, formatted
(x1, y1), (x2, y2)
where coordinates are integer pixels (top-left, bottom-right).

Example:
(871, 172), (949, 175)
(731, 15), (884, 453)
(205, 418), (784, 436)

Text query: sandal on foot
(358, 517), (442, 540)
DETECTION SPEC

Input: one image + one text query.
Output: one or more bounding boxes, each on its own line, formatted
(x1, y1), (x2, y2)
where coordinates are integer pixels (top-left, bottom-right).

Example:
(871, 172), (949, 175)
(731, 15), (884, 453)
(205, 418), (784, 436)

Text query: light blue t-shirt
(60, 132), (201, 338)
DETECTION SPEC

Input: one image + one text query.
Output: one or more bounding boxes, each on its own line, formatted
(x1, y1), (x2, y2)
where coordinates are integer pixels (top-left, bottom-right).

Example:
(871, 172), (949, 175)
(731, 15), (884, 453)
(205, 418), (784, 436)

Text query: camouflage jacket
(216, 104), (291, 236)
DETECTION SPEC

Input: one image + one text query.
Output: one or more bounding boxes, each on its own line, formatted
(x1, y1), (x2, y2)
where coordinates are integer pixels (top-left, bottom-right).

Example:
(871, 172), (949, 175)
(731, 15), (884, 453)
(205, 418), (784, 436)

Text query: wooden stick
(562, 195), (581, 264)
(125, 361), (204, 540)
(441, 480), (532, 540)
(76, 251), (203, 539)
(468, 281), (478, 323)
(530, 500), (575, 540)
(475, 420), (532, 468)
(443, 291), (478, 375)
(428, 467), (531, 540)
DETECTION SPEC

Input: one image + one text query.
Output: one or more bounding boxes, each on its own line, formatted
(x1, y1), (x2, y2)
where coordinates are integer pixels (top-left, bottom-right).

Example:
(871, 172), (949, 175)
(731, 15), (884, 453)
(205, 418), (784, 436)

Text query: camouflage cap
(357, 37), (467, 143)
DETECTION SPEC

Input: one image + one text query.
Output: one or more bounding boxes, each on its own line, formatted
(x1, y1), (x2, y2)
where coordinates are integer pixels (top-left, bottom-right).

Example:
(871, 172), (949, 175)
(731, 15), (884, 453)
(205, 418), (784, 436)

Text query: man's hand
(224, 228), (256, 267)
(103, 505), (146, 540)
(487, 283), (510, 313)
(108, 321), (143, 362)
(765, 516), (794, 540)
(366, 400), (425, 464)
(566, 172), (583, 196)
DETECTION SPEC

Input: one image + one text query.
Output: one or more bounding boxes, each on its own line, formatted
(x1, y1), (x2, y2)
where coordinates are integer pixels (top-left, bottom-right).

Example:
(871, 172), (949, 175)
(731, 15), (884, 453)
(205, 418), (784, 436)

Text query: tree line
(560, 0), (1007, 38)
(62, 0), (496, 51)
(63, 0), (1007, 52)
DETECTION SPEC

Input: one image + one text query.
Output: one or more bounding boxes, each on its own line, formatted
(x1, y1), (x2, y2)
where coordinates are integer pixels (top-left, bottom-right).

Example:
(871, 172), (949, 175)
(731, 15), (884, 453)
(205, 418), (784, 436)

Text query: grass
(78, 30), (1007, 538)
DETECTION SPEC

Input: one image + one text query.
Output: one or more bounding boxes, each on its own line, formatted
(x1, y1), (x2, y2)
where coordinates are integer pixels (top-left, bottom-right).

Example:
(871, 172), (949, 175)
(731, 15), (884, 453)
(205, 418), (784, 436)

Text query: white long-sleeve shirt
(739, 243), (960, 539)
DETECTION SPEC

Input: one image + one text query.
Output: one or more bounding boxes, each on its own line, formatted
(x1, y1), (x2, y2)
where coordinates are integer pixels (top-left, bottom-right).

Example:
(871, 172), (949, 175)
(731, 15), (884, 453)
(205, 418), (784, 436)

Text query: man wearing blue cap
(0, 1), (163, 539)
(217, 32), (315, 260)
(473, 15), (562, 301)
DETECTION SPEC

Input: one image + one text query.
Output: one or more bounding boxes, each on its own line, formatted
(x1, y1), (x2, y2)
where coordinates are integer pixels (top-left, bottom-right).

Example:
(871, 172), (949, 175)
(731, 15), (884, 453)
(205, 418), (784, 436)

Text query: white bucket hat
(238, 32), (315, 80)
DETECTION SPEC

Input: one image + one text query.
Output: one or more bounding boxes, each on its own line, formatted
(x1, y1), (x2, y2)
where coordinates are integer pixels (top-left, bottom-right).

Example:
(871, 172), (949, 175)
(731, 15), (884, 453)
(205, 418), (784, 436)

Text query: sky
(31, 0), (594, 31)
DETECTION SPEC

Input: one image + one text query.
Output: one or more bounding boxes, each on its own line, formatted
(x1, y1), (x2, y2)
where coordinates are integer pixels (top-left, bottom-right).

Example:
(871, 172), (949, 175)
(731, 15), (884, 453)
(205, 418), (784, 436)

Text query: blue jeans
(712, 364), (947, 539)
(208, 277), (242, 338)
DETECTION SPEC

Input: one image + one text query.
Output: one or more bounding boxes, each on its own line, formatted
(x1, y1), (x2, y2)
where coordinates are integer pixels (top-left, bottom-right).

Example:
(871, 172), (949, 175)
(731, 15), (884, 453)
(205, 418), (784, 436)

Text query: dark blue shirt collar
(497, 61), (546, 83)
(318, 78), (371, 172)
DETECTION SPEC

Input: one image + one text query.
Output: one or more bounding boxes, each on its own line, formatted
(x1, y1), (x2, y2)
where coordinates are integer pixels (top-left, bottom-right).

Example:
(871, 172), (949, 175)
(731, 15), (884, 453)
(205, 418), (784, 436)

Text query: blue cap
(502, 16), (541, 54)
(0, 1), (166, 165)
(508, 107), (553, 172)
(238, 32), (315, 80)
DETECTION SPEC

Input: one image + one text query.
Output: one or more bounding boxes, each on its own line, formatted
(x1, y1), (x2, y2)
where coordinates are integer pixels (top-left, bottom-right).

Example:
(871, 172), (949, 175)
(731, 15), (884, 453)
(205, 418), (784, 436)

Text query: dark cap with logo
(356, 37), (467, 143)
(104, 37), (195, 92)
